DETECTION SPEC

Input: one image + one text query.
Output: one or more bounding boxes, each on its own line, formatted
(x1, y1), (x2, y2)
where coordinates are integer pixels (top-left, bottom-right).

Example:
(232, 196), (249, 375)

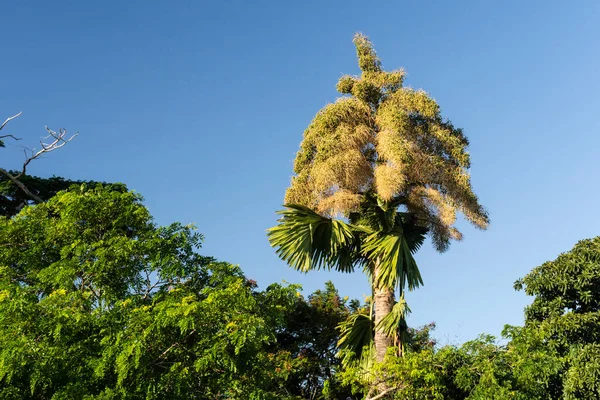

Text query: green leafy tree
(337, 322), (450, 400)
(0, 173), (104, 217)
(259, 281), (358, 399)
(513, 236), (600, 399)
(336, 238), (600, 399)
(0, 185), (325, 399)
(268, 33), (488, 372)
(337, 326), (559, 400)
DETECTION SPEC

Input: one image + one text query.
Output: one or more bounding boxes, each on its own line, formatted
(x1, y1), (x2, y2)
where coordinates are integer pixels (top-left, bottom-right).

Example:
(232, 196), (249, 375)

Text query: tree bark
(373, 260), (395, 362)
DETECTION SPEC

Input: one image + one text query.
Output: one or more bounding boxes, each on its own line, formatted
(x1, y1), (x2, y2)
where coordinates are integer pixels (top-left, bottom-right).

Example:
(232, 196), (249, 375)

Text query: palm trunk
(373, 260), (395, 362)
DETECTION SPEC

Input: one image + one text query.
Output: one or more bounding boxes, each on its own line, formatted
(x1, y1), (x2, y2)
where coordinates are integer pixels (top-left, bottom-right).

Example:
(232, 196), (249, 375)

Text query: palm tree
(268, 34), (488, 364)
(268, 196), (426, 362)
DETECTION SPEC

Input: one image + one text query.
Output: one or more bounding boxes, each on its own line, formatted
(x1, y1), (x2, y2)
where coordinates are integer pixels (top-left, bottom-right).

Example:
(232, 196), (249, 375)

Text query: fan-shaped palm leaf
(361, 209), (427, 290)
(396, 212), (427, 254)
(361, 231), (419, 290)
(267, 204), (364, 273)
(338, 295), (411, 365)
(337, 309), (375, 369)
(377, 294), (411, 355)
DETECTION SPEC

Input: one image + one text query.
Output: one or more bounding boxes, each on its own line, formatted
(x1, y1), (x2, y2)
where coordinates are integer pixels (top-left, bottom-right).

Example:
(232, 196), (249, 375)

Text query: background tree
(0, 186), (276, 398)
(337, 323), (560, 399)
(0, 174), (101, 217)
(335, 237), (600, 400)
(269, 33), (488, 370)
(259, 281), (358, 399)
(513, 236), (600, 399)
(0, 185), (360, 399)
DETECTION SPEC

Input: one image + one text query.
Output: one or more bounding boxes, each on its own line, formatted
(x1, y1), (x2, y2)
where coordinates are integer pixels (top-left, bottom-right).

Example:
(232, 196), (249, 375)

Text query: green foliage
(331, 236), (600, 400)
(337, 308), (375, 370)
(337, 324), (446, 399)
(563, 344), (600, 399)
(516, 237), (600, 347)
(267, 204), (361, 273)
(0, 173), (104, 217)
(377, 295), (411, 349)
(268, 200), (426, 291)
(260, 281), (357, 399)
(269, 193), (429, 291)
(513, 236), (600, 399)
(337, 294), (411, 369)
(0, 186), (344, 398)
(361, 229), (423, 291)
(338, 328), (561, 400)
(0, 185), (364, 398)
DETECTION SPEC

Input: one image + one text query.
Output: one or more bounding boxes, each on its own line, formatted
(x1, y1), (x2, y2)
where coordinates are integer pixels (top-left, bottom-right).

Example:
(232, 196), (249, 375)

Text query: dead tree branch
(0, 112), (22, 132)
(0, 111), (77, 203)
(18, 126), (78, 179)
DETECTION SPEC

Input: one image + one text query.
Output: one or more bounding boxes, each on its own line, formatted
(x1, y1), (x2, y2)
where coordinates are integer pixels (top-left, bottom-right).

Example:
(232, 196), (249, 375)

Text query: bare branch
(0, 112), (77, 204)
(0, 111), (22, 132)
(0, 134), (21, 141)
(16, 127), (78, 179)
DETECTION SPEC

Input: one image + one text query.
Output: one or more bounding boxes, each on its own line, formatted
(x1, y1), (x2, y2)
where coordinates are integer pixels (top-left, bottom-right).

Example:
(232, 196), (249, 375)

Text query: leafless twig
(0, 133), (21, 141)
(0, 111), (22, 132)
(18, 126), (78, 179)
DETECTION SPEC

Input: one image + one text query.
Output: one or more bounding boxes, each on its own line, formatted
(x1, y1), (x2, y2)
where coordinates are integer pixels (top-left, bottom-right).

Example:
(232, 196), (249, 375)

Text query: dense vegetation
(0, 181), (597, 399)
(0, 185), (354, 399)
(0, 34), (598, 399)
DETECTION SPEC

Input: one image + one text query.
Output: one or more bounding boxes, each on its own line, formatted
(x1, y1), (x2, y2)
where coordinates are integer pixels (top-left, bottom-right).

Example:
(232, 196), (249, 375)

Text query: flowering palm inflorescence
(285, 34), (488, 252)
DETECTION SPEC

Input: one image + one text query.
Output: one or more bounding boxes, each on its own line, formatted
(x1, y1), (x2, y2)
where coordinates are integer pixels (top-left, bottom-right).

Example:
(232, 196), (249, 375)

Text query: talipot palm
(268, 34), (488, 364)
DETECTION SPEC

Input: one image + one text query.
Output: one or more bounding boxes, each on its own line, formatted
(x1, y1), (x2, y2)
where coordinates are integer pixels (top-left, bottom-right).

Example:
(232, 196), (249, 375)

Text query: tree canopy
(0, 184), (598, 399)
(0, 173), (103, 217)
(0, 185), (358, 399)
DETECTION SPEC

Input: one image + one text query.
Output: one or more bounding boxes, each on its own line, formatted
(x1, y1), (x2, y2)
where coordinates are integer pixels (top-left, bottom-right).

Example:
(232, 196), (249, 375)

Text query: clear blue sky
(2, 1), (599, 344)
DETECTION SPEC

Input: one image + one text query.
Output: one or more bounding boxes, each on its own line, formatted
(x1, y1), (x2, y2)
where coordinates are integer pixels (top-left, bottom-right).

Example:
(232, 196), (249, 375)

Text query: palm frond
(338, 295), (413, 365)
(362, 230), (423, 290)
(376, 294), (411, 338)
(395, 212), (427, 254)
(360, 209), (427, 290)
(267, 204), (363, 273)
(337, 310), (375, 369)
(376, 294), (411, 357)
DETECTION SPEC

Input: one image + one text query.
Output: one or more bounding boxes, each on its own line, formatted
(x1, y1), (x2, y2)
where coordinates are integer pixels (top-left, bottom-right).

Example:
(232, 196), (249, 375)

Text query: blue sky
(2, 1), (599, 343)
